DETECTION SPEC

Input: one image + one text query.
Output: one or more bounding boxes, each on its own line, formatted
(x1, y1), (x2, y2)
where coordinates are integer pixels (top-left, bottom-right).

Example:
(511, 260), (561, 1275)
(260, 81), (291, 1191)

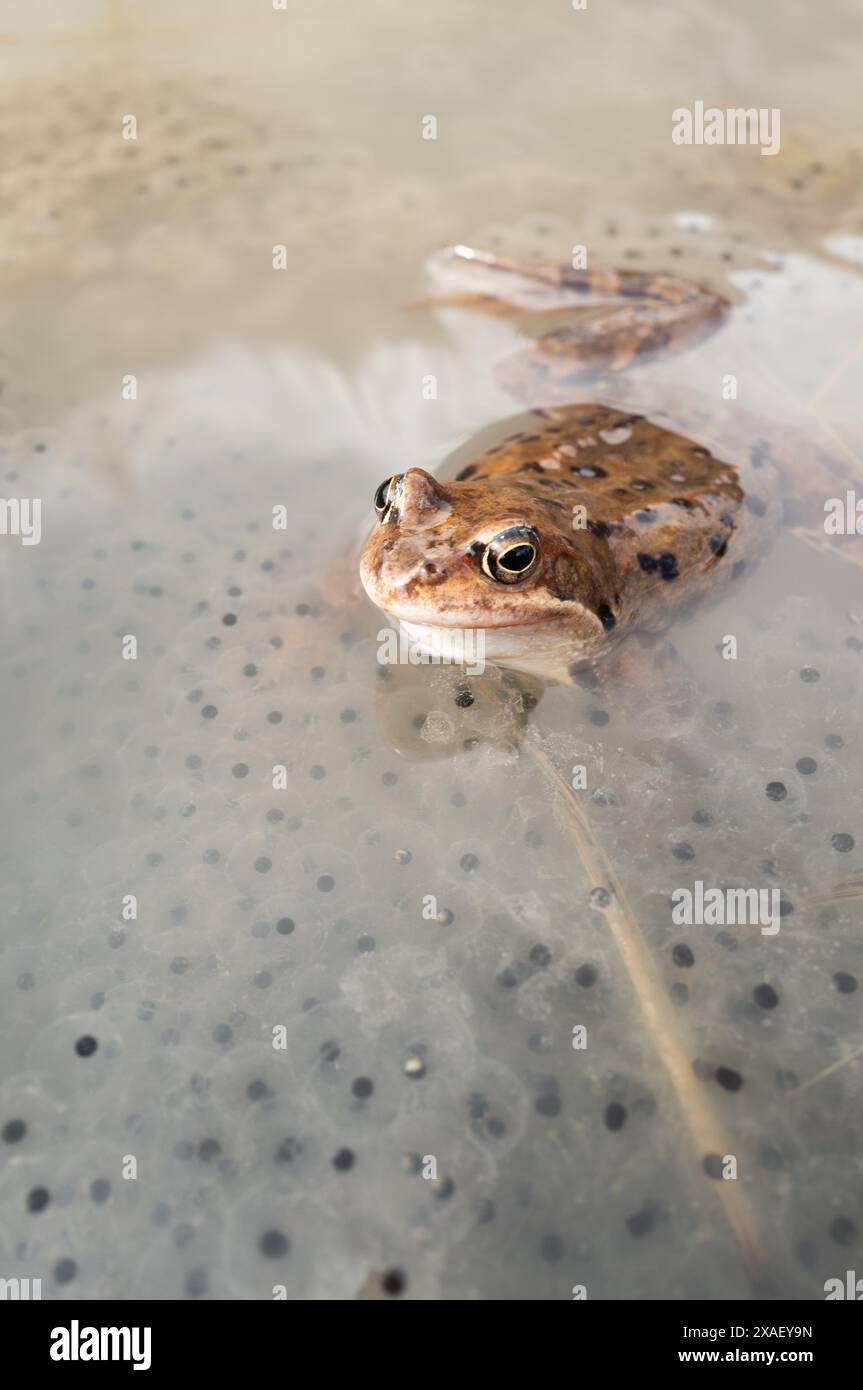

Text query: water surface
(1, 0), (862, 1300)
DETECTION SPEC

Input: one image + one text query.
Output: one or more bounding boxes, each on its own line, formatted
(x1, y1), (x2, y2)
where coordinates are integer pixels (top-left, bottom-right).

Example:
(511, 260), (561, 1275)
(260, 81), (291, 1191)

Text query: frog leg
(422, 245), (628, 313)
(428, 245), (728, 334)
(424, 245), (728, 398)
(498, 287), (729, 397)
(782, 464), (863, 575)
(560, 632), (732, 786)
(566, 631), (695, 707)
(497, 629), (695, 705)
(743, 428), (863, 576)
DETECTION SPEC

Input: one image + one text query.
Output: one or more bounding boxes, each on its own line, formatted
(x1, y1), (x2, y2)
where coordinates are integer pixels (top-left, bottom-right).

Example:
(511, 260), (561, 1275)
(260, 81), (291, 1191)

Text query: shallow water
(1, 1), (862, 1301)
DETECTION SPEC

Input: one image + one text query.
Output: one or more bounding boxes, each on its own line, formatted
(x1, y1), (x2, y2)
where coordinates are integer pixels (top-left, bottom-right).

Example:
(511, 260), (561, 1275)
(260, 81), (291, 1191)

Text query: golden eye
(481, 527), (541, 584)
(373, 475), (402, 521)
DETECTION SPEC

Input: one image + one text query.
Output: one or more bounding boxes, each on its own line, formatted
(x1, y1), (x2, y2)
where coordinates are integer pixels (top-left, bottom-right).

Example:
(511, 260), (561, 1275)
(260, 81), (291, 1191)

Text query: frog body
(360, 401), (779, 677)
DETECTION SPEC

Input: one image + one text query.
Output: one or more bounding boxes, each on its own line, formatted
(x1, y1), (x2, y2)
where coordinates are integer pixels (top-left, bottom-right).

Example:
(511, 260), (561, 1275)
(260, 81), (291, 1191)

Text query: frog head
(359, 467), (616, 665)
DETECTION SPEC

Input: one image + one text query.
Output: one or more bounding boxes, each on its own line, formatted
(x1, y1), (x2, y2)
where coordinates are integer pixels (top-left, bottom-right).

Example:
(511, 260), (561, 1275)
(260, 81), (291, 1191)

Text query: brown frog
(359, 245), (850, 683)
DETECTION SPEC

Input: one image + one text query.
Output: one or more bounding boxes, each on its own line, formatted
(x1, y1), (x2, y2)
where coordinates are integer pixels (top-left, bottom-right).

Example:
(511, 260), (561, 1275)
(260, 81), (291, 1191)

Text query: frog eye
(374, 475), (402, 522)
(481, 526), (541, 584)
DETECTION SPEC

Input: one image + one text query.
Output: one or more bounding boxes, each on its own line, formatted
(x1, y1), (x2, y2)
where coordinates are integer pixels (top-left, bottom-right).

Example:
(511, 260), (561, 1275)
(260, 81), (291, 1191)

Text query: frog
(360, 243), (857, 685)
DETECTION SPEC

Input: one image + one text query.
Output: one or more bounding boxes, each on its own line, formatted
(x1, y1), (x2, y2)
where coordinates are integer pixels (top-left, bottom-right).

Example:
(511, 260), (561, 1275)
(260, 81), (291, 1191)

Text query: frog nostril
(423, 562), (439, 577)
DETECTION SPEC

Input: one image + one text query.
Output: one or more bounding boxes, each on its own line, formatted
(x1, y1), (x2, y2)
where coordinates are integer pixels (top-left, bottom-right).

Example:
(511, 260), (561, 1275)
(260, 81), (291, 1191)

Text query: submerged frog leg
(566, 632), (697, 715)
(736, 430), (863, 576)
(412, 289), (524, 316)
(425, 244), (729, 399)
(422, 244), (623, 313)
(784, 479), (863, 576)
(430, 244), (683, 307)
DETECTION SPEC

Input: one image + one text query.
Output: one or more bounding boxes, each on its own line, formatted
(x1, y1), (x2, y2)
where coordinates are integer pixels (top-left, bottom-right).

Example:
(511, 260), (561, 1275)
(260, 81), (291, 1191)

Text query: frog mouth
(368, 588), (559, 631)
(388, 606), (559, 631)
(395, 615), (586, 670)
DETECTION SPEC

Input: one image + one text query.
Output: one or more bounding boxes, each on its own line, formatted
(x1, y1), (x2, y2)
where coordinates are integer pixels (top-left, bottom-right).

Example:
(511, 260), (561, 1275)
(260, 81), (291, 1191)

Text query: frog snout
(397, 468), (451, 529)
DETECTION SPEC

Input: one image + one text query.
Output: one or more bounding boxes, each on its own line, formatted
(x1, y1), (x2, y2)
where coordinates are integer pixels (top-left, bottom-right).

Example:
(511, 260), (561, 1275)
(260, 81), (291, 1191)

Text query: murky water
(1, 1), (862, 1301)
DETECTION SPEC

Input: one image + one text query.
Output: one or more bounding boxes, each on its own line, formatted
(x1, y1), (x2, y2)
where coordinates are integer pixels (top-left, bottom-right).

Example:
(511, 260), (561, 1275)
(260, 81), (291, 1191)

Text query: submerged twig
(788, 1044), (863, 1096)
(807, 333), (863, 412)
(524, 736), (767, 1281)
(803, 877), (863, 905)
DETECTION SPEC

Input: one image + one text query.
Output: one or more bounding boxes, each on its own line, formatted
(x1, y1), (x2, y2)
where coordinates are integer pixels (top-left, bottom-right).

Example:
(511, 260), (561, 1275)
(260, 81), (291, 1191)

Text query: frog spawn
(3, 160), (863, 1305)
(373, 660), (543, 760)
